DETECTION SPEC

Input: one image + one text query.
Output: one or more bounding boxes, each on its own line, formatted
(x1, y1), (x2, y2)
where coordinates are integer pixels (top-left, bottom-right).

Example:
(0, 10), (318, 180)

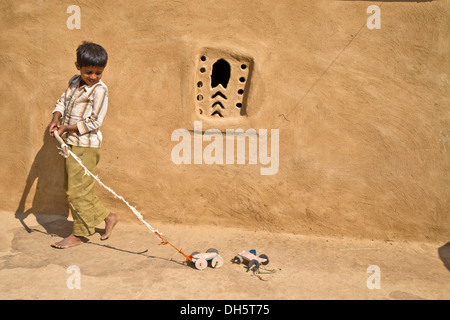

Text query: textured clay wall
(1, 0), (449, 241)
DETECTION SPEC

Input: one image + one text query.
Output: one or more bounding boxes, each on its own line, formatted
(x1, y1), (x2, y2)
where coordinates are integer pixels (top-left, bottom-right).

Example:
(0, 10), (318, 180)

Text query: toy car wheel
(259, 254), (269, 265)
(195, 258), (208, 270)
(233, 255), (243, 264)
(206, 248), (219, 254)
(211, 256), (224, 269)
(248, 259), (260, 272)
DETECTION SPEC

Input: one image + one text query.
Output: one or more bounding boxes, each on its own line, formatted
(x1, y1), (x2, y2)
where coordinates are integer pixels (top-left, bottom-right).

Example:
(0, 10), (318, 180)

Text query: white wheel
(195, 258), (208, 270)
(233, 255), (243, 264)
(211, 256), (224, 269)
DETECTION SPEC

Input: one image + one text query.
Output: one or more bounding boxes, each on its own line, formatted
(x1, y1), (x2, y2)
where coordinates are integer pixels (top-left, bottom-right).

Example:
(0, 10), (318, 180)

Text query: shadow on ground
(438, 242), (450, 272)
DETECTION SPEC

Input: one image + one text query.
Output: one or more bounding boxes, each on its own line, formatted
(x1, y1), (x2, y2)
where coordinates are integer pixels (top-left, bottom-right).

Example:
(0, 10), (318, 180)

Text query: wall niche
(195, 47), (254, 121)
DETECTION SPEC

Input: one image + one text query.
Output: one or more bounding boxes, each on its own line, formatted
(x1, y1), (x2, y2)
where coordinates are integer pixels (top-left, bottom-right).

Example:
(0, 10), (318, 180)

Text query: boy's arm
(77, 86), (108, 135)
(49, 86), (70, 137)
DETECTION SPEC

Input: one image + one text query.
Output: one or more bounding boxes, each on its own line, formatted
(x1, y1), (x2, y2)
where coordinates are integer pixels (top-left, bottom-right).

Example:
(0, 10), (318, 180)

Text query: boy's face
(75, 62), (105, 86)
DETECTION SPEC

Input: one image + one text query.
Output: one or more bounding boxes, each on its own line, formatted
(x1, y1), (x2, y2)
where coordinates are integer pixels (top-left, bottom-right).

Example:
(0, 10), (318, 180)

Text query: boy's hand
(49, 112), (62, 137)
(48, 112), (79, 137)
(49, 122), (60, 137)
(56, 124), (79, 136)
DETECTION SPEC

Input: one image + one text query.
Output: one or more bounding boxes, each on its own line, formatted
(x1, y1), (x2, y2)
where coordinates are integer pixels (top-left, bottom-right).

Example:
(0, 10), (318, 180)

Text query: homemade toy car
(190, 248), (224, 270)
(232, 249), (269, 272)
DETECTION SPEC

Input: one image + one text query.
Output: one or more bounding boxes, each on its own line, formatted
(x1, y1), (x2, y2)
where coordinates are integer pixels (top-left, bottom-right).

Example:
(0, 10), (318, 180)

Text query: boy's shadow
(438, 242), (450, 273)
(15, 128), (71, 237)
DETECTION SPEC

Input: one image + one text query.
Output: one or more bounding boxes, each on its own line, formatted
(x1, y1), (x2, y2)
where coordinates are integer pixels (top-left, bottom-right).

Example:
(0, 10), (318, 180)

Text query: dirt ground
(1, 210), (449, 300)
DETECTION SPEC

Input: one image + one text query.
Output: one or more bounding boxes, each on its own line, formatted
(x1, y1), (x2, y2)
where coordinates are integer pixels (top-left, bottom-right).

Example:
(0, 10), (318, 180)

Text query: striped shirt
(53, 74), (108, 148)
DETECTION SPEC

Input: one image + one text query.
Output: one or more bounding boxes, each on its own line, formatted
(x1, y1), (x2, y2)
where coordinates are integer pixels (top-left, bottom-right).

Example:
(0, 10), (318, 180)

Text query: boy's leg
(51, 163), (85, 249)
(65, 145), (110, 237)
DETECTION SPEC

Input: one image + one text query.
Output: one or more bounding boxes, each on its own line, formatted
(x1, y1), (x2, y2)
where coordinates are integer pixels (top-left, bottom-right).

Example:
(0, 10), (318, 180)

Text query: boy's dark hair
(76, 41), (108, 68)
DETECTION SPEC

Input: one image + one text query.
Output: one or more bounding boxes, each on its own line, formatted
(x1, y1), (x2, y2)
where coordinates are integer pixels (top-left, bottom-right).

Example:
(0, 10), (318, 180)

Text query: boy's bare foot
(101, 213), (119, 240)
(51, 234), (86, 249)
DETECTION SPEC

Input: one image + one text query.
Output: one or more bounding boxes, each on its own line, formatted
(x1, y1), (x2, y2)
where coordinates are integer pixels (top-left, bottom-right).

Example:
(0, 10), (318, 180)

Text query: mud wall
(2, 0), (449, 241)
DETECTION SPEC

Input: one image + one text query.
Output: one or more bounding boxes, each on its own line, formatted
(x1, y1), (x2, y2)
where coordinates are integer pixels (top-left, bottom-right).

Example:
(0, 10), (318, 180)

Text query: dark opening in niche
(211, 59), (231, 89)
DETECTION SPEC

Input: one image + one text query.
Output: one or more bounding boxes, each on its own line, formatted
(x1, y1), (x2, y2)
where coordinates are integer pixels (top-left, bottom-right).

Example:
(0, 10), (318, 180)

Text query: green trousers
(64, 145), (110, 237)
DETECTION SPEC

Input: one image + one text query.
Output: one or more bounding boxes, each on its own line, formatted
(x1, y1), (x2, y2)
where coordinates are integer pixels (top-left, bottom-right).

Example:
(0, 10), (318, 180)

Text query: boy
(49, 41), (119, 249)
